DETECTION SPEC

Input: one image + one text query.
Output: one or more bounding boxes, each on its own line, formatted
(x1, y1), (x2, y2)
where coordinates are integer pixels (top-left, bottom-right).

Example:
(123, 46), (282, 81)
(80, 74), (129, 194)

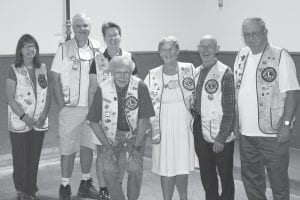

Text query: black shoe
(77, 178), (98, 199)
(98, 189), (110, 200)
(59, 184), (71, 200)
(16, 191), (28, 200)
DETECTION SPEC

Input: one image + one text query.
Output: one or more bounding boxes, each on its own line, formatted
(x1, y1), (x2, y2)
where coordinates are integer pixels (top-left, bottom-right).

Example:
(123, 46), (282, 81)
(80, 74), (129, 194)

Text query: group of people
(6, 12), (299, 200)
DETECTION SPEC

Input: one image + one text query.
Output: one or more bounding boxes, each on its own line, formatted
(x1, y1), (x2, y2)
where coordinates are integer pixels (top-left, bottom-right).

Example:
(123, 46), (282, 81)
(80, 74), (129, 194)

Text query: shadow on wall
(0, 51), (300, 155)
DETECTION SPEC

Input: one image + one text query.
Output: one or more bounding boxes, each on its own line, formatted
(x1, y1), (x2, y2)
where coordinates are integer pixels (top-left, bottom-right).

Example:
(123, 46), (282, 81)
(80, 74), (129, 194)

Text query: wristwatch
(284, 120), (290, 126)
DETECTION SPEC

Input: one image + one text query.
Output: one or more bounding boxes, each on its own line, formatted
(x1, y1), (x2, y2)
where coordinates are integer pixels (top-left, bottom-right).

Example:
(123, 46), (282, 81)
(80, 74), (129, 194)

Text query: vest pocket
(270, 107), (283, 131)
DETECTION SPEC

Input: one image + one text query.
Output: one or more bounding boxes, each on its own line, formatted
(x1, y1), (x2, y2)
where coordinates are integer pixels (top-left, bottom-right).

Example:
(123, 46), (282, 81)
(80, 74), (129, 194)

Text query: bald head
(197, 35), (219, 67)
(199, 35), (218, 48)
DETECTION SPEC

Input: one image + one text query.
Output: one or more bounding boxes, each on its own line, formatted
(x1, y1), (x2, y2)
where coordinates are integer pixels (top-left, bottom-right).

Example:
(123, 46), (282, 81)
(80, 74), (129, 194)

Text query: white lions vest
(94, 53), (111, 86)
(60, 39), (101, 106)
(145, 62), (195, 143)
(8, 64), (48, 133)
(235, 45), (285, 134)
(196, 61), (235, 143)
(94, 50), (135, 86)
(101, 76), (140, 144)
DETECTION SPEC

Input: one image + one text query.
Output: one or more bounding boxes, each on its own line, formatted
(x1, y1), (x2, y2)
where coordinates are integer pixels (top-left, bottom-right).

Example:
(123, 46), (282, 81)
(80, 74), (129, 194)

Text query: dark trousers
(239, 135), (290, 200)
(193, 117), (235, 200)
(10, 130), (45, 195)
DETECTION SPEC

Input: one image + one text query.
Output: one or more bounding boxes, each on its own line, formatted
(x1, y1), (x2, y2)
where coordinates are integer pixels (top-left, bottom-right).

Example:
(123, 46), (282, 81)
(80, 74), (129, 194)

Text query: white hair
(72, 13), (91, 27)
(109, 56), (134, 72)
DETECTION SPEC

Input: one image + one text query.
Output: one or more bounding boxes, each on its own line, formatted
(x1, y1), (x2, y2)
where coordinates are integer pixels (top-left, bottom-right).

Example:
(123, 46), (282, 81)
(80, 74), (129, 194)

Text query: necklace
(24, 63), (33, 70)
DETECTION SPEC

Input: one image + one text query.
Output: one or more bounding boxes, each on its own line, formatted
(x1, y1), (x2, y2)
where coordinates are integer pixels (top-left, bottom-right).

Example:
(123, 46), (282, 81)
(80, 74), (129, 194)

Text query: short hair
(158, 36), (180, 51)
(72, 13), (91, 28)
(102, 22), (122, 37)
(242, 17), (267, 31)
(15, 34), (41, 68)
(109, 56), (134, 72)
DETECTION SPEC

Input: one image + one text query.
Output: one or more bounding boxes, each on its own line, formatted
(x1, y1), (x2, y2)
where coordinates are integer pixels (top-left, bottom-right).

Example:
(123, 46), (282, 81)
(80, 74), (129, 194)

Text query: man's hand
(277, 124), (291, 143)
(213, 141), (224, 153)
(103, 146), (115, 161)
(103, 146), (119, 174)
(128, 147), (143, 168)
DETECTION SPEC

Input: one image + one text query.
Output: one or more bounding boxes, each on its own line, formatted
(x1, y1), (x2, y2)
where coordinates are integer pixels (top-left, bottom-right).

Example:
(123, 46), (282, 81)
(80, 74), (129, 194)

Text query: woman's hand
(22, 114), (34, 129)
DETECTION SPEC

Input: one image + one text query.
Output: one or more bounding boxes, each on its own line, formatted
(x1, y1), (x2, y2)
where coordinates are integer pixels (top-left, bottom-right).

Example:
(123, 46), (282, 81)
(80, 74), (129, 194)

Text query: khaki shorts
(90, 125), (102, 145)
(59, 106), (96, 155)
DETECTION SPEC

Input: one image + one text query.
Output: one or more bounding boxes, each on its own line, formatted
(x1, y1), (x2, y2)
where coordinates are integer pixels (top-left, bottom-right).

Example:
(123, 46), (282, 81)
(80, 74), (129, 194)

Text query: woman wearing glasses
(144, 36), (196, 200)
(6, 34), (50, 200)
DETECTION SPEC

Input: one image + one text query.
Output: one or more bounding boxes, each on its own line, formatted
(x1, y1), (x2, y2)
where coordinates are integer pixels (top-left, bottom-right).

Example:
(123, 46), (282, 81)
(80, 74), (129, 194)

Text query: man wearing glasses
(234, 17), (300, 200)
(51, 13), (102, 200)
(87, 56), (154, 200)
(87, 21), (139, 199)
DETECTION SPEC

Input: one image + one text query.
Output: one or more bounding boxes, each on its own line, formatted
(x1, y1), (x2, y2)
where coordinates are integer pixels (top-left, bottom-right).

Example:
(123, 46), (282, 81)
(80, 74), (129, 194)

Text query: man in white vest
(87, 21), (139, 200)
(234, 17), (300, 200)
(87, 56), (155, 200)
(51, 13), (101, 200)
(193, 35), (235, 200)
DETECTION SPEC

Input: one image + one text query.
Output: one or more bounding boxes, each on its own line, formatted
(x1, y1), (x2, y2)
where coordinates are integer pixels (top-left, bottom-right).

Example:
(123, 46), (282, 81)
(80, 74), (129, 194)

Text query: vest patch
(261, 67), (277, 82)
(125, 96), (138, 111)
(182, 77), (195, 91)
(21, 69), (27, 77)
(38, 74), (47, 89)
(205, 79), (219, 94)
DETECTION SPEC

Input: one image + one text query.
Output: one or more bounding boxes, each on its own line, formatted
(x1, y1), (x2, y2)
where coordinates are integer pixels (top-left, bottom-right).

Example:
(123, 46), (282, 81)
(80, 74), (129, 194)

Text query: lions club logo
(38, 74), (47, 89)
(205, 79), (219, 94)
(261, 67), (277, 82)
(125, 96), (138, 111)
(182, 77), (195, 91)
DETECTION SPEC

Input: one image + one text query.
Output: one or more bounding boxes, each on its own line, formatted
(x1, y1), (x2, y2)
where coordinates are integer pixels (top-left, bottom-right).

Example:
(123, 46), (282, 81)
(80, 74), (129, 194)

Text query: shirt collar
(103, 48), (123, 61)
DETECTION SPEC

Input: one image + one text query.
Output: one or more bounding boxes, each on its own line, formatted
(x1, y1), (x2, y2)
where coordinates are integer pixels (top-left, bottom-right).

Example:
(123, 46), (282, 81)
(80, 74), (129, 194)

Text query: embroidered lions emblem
(38, 74), (47, 89)
(205, 79), (219, 94)
(182, 77), (195, 91)
(125, 96), (138, 111)
(261, 67), (277, 82)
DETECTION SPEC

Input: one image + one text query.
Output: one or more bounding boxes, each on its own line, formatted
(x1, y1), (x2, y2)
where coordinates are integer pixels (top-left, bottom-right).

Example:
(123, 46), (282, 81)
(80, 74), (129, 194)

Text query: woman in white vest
(145, 36), (195, 200)
(6, 34), (50, 200)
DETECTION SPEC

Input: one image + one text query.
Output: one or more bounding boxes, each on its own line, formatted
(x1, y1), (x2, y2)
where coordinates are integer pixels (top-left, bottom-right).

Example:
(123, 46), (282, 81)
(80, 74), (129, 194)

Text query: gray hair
(158, 36), (180, 51)
(242, 17), (267, 31)
(108, 56), (134, 72)
(72, 13), (91, 28)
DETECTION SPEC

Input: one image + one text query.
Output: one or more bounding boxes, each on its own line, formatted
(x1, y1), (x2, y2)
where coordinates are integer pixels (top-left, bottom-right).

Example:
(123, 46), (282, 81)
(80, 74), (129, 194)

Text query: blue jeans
(102, 130), (145, 200)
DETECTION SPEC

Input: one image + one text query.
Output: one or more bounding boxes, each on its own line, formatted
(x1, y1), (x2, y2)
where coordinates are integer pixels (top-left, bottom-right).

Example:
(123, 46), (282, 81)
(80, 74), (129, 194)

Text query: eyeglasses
(105, 33), (120, 39)
(23, 44), (36, 50)
(160, 47), (177, 53)
(197, 45), (215, 51)
(243, 30), (264, 39)
(114, 71), (131, 77)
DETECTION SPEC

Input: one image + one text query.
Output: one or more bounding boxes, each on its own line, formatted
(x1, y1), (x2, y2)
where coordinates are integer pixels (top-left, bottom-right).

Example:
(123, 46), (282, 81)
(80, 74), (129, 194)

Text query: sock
(81, 173), (91, 181)
(61, 178), (70, 186)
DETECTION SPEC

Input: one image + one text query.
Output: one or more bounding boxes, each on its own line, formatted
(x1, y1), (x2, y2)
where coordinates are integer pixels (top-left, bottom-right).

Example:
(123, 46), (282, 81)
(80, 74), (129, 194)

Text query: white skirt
(152, 101), (195, 176)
